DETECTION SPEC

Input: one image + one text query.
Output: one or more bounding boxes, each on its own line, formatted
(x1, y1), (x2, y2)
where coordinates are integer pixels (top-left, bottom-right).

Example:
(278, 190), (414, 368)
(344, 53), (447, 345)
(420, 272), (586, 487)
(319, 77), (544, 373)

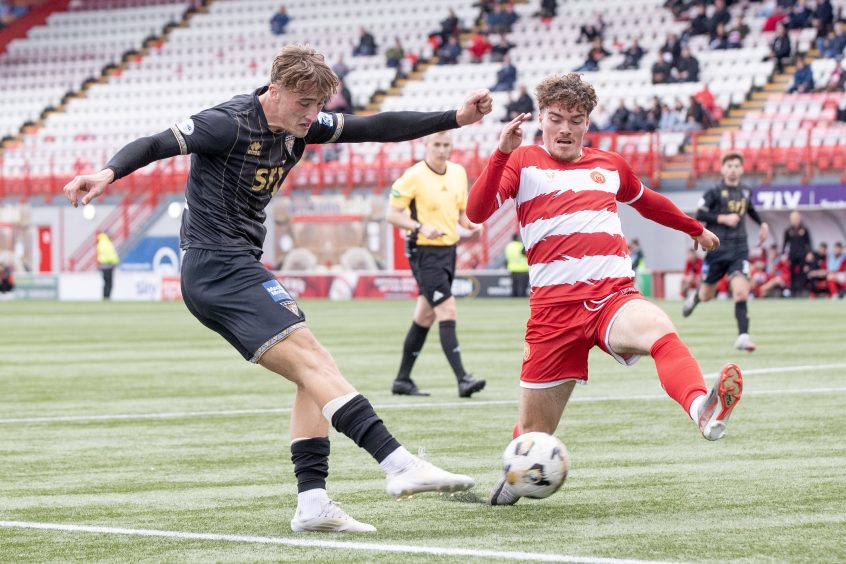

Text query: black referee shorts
(410, 245), (456, 307)
(181, 248), (306, 363)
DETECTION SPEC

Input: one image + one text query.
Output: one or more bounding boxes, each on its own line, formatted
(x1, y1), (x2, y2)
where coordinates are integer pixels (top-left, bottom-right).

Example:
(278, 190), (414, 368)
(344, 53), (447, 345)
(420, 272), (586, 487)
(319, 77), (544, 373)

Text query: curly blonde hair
(535, 73), (598, 115)
(270, 44), (339, 100)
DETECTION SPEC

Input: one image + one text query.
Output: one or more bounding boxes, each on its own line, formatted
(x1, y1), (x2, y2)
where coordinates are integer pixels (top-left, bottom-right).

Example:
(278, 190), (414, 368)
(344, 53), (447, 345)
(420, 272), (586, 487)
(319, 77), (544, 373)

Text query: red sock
(650, 332), (707, 414)
(829, 280), (839, 297)
(512, 423), (520, 439)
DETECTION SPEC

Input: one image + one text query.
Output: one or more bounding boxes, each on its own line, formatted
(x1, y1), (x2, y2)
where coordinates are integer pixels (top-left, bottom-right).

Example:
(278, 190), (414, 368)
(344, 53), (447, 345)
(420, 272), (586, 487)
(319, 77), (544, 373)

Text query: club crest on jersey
(281, 300), (300, 316)
(285, 135), (295, 155)
(262, 279), (291, 302)
(590, 170), (606, 184)
(175, 118), (194, 135)
(247, 142), (262, 156)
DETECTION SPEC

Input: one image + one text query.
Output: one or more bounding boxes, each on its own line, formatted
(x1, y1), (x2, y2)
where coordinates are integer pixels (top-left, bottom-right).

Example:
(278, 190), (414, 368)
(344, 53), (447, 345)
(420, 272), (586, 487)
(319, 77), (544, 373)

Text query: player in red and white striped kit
(466, 74), (744, 506)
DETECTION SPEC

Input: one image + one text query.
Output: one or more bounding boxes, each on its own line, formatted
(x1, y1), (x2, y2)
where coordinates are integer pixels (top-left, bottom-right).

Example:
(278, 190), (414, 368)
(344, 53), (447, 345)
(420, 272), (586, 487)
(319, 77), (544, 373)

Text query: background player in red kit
(466, 73), (743, 506)
(681, 248), (703, 299)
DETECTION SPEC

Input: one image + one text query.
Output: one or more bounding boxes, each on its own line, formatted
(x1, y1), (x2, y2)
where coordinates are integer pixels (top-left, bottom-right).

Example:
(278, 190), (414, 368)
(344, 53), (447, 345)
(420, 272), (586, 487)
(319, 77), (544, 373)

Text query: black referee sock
(735, 300), (749, 334)
(396, 322), (430, 381)
(331, 395), (400, 463)
(291, 437), (330, 493)
(439, 320), (467, 380)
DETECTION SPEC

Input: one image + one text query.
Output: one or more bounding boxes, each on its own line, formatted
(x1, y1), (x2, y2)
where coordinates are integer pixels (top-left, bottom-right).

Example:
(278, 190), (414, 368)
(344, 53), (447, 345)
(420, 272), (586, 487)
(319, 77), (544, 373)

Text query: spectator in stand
(610, 100), (631, 131)
(270, 5), (290, 35)
(681, 248), (703, 299)
(466, 28), (492, 63)
(766, 22), (792, 73)
(812, 0), (835, 36)
(645, 97), (663, 131)
(385, 37), (405, 69)
(486, 4), (508, 34)
(353, 27), (377, 56)
(710, 22), (730, 49)
(826, 241), (846, 298)
(437, 35), (462, 65)
(686, 4), (710, 37)
(686, 95), (710, 128)
(537, 0), (557, 19)
(788, 57), (815, 92)
(490, 54), (517, 91)
(762, 6), (788, 32)
(821, 58), (845, 92)
(438, 8), (461, 47)
(727, 15), (749, 48)
(709, 0), (732, 35)
(783, 210), (813, 297)
(501, 85), (535, 122)
(652, 52), (676, 84)
(758, 248), (791, 298)
(591, 102), (612, 131)
(332, 56), (350, 81)
(660, 32), (683, 66)
(659, 102), (681, 130)
(786, 0), (813, 30)
(500, 4), (519, 34)
(676, 46), (701, 82)
(819, 21), (846, 58)
(490, 34), (515, 63)
(617, 39), (645, 70)
(694, 83), (719, 123)
(574, 36), (610, 72)
(324, 80), (353, 114)
(578, 13), (605, 43)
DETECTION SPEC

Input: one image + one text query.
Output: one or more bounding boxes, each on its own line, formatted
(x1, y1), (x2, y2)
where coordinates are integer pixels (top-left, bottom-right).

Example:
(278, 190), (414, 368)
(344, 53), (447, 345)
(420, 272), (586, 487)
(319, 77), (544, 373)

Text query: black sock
(291, 437), (330, 493)
(331, 395), (401, 463)
(438, 320), (467, 379)
(396, 322), (429, 381)
(735, 300), (749, 334)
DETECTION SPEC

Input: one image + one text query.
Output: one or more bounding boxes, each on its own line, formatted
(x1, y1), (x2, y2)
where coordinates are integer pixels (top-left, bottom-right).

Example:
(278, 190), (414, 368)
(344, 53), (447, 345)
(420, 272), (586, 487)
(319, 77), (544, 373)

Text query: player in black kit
(62, 44), (493, 533)
(683, 152), (769, 351)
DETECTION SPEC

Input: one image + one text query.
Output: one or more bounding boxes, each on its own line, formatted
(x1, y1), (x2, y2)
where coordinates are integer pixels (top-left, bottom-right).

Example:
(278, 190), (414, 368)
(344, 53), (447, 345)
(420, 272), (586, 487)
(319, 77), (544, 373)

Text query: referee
(386, 131), (486, 398)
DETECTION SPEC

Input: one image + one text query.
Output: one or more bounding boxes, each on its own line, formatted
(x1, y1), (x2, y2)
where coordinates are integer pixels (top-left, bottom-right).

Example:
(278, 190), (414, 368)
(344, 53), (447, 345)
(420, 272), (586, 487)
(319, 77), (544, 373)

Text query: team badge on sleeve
(317, 112), (334, 127)
(176, 118), (195, 135)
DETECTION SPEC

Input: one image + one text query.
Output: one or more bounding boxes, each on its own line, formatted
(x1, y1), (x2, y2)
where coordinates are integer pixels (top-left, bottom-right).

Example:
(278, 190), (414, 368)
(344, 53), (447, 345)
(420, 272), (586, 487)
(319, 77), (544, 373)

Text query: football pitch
(1, 297), (845, 563)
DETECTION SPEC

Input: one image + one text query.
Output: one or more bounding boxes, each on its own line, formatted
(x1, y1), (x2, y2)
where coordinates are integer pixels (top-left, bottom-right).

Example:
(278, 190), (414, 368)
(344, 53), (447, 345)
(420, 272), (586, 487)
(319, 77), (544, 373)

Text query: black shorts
(410, 245), (456, 307)
(181, 248), (306, 363)
(702, 251), (750, 285)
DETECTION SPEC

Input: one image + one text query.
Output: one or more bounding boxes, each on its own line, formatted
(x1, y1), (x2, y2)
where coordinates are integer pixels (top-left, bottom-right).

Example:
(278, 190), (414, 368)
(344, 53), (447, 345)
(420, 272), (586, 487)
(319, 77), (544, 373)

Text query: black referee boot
(457, 374), (486, 398)
(391, 378), (430, 396)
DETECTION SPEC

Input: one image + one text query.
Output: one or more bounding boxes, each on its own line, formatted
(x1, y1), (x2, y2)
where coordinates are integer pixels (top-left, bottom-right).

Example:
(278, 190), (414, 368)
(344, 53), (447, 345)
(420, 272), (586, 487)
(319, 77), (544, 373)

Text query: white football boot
(385, 457), (475, 497)
(489, 476), (521, 506)
(734, 333), (756, 352)
(290, 499), (376, 533)
(698, 363), (744, 441)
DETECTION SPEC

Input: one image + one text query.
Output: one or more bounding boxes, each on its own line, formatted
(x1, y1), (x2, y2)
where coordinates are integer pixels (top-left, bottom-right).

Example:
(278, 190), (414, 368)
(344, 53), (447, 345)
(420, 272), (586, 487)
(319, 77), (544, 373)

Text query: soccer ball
(502, 432), (570, 499)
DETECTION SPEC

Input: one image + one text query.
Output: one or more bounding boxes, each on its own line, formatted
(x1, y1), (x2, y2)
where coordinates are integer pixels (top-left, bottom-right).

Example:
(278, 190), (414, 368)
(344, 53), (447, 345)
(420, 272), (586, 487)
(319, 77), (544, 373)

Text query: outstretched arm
(466, 112), (529, 223)
(336, 89), (492, 143)
(63, 130), (180, 207)
(629, 187), (720, 251)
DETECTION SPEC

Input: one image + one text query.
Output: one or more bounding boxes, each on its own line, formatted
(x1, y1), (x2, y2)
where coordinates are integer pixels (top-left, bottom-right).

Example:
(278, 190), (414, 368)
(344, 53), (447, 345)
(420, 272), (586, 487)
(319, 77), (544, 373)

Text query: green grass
(1, 298), (845, 563)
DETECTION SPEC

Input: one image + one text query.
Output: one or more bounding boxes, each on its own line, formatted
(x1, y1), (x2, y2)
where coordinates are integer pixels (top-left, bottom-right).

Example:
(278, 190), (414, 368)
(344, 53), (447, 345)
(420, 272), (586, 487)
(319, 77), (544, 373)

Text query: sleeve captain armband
(327, 113), (344, 144)
(170, 125), (188, 155)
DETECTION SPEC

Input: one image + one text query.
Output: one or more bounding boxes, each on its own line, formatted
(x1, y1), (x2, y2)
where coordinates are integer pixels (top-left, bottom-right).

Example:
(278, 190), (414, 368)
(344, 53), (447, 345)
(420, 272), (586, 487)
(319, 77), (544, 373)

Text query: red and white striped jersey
(487, 145), (645, 305)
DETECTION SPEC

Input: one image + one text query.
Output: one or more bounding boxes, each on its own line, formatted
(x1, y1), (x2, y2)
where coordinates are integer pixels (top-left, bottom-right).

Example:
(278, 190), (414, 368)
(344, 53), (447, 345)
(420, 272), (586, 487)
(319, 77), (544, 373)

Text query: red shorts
(520, 288), (645, 387)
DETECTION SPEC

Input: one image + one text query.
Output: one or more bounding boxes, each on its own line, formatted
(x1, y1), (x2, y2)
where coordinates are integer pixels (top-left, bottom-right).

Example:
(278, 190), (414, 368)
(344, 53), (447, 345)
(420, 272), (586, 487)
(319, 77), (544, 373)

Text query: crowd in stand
(0, 0), (28, 29)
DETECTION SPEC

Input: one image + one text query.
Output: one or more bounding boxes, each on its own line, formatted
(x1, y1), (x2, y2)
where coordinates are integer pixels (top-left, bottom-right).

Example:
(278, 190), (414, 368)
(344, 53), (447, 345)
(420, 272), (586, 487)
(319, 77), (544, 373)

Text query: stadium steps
(364, 61), (432, 113)
(658, 153), (694, 186)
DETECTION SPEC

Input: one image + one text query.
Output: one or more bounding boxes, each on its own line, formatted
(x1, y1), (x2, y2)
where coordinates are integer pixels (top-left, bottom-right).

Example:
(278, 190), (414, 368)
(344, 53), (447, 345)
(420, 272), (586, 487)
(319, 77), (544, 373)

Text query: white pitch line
(1, 363), (844, 425)
(0, 521), (681, 564)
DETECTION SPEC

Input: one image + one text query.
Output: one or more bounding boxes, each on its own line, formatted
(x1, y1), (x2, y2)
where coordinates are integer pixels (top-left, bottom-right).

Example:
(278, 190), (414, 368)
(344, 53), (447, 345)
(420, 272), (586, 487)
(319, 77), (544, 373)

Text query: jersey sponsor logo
(247, 142), (262, 156)
(317, 112), (333, 127)
(590, 170), (606, 184)
(252, 167), (287, 197)
(176, 118), (195, 136)
(262, 279), (291, 302)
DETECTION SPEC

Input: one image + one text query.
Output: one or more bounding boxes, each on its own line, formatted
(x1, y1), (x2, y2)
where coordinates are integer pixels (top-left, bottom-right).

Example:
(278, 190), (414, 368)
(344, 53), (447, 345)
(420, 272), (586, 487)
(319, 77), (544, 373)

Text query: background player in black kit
(62, 44), (493, 533)
(683, 152), (769, 352)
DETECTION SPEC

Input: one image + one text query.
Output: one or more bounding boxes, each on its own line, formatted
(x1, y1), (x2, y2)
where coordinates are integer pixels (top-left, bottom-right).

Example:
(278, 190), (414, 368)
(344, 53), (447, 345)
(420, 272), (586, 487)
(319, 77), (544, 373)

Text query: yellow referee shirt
(389, 160), (468, 247)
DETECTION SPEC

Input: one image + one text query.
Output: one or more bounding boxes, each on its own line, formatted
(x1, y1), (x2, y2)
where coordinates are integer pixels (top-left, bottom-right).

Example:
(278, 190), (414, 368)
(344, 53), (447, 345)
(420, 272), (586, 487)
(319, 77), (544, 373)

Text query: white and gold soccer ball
(502, 432), (570, 499)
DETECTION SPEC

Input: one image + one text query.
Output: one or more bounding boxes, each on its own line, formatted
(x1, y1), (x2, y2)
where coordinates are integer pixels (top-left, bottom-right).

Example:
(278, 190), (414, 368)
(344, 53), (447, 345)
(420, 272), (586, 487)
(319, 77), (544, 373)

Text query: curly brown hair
(535, 73), (598, 115)
(270, 44), (339, 100)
